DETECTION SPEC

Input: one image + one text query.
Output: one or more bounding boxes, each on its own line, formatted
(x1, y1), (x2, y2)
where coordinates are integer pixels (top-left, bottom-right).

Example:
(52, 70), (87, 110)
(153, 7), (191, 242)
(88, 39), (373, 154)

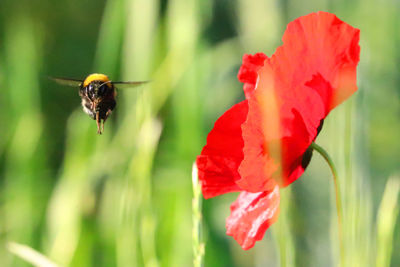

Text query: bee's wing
(112, 81), (149, 89)
(49, 77), (83, 87)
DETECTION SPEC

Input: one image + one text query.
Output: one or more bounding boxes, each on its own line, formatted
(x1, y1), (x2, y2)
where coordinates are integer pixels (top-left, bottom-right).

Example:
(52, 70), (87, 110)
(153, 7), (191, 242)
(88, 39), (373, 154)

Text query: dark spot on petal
(317, 119), (324, 135)
(301, 146), (313, 170)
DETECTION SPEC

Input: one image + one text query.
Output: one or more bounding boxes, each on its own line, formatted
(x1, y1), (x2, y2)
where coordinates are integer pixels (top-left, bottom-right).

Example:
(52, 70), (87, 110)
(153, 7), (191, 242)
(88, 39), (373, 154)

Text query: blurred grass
(0, 0), (399, 267)
(7, 241), (58, 267)
(376, 176), (400, 267)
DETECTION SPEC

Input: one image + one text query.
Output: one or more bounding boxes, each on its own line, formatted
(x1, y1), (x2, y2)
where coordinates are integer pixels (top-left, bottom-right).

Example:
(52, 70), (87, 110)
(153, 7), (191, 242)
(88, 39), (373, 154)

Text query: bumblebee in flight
(51, 73), (147, 134)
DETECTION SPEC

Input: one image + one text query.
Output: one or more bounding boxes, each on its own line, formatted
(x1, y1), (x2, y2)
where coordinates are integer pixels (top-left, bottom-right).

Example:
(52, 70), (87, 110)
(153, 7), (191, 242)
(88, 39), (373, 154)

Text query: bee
(51, 73), (147, 134)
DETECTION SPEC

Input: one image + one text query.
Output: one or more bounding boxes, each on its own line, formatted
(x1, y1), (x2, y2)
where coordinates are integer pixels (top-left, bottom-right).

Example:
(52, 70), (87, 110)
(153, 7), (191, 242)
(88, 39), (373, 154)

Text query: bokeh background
(0, 0), (399, 266)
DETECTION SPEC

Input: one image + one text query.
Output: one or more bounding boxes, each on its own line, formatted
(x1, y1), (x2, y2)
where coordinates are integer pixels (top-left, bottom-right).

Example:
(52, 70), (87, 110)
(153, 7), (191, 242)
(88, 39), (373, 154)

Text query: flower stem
(310, 142), (344, 266)
(192, 163), (205, 267)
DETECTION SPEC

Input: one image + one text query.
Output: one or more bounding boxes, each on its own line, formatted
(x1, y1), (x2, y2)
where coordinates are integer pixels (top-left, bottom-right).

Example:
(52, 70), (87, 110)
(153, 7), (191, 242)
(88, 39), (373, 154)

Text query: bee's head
(87, 81), (110, 98)
(83, 73), (112, 100)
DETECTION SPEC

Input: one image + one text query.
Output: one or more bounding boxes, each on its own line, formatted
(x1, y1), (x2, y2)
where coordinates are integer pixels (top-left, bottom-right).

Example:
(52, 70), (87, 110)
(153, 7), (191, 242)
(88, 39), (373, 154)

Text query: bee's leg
(103, 109), (112, 123)
(96, 112), (102, 134)
(101, 109), (112, 133)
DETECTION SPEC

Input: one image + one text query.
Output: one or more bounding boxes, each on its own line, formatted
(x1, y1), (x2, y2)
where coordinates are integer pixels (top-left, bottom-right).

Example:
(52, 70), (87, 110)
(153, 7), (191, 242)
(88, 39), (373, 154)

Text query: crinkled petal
(238, 12), (360, 190)
(196, 101), (248, 199)
(273, 11), (360, 135)
(237, 62), (281, 191)
(237, 53), (268, 98)
(226, 184), (280, 250)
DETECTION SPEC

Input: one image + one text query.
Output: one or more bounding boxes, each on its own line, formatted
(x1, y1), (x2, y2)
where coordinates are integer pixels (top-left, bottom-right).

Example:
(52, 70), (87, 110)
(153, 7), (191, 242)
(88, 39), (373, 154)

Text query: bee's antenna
(100, 80), (112, 87)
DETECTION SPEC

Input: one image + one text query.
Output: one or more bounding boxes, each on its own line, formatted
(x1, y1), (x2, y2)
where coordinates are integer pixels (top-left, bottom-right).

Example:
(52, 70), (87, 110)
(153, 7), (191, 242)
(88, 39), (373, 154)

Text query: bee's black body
(79, 79), (116, 121)
(51, 73), (147, 134)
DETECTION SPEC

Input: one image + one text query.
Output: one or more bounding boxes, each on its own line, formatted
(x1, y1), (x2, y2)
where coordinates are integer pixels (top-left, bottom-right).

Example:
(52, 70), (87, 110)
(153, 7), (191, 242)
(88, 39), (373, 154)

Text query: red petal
(237, 12), (360, 190)
(273, 11), (360, 134)
(237, 62), (281, 191)
(226, 184), (280, 250)
(196, 101), (248, 199)
(237, 53), (268, 98)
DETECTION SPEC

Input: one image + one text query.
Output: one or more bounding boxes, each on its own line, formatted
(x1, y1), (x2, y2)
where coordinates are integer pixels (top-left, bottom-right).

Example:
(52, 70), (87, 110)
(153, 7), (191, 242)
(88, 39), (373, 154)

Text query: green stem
(310, 142), (344, 266)
(192, 163), (205, 267)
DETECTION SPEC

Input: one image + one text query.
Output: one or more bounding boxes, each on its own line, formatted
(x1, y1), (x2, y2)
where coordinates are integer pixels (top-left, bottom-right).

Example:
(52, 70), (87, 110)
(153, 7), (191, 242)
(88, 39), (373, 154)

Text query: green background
(0, 0), (399, 266)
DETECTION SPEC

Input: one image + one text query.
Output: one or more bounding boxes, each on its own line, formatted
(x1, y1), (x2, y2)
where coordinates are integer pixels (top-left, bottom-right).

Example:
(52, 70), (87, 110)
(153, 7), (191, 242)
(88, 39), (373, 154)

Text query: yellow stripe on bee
(83, 73), (112, 88)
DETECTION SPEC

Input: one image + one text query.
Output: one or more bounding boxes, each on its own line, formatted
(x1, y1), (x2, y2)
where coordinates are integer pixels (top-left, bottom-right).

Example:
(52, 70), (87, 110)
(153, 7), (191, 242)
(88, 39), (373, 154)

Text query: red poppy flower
(196, 11), (360, 250)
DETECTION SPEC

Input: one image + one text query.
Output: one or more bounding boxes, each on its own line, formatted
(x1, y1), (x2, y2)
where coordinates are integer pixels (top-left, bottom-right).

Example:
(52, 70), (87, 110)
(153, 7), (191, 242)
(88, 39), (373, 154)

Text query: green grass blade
(8, 242), (59, 267)
(376, 175), (400, 267)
